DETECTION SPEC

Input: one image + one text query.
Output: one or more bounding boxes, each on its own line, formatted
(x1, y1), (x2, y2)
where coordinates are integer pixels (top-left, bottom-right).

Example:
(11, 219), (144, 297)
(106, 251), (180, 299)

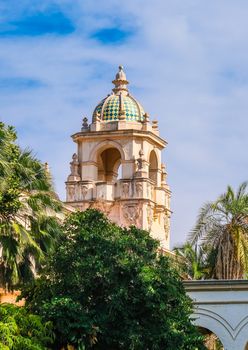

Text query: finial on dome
(116, 65), (126, 80)
(112, 65), (129, 94)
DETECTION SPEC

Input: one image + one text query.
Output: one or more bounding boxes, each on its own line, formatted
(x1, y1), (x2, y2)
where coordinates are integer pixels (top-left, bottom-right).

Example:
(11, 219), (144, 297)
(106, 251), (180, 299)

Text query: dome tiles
(93, 94), (144, 122)
(92, 66), (145, 122)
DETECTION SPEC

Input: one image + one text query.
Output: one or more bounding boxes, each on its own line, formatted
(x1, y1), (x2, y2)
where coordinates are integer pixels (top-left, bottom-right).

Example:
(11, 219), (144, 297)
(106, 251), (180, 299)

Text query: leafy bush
(0, 303), (53, 349)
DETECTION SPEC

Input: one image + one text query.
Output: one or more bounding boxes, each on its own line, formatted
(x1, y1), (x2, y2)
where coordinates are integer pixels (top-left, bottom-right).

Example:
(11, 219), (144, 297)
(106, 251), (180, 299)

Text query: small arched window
(149, 150), (158, 184)
(97, 147), (122, 182)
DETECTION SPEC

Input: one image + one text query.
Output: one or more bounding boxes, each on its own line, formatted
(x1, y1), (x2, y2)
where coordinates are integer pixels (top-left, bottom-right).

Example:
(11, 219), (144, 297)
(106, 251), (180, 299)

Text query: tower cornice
(71, 129), (167, 149)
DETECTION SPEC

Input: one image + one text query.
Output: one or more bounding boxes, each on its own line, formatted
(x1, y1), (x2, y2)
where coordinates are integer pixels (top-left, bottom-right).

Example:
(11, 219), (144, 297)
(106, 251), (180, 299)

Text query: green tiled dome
(93, 94), (144, 122)
(92, 66), (145, 123)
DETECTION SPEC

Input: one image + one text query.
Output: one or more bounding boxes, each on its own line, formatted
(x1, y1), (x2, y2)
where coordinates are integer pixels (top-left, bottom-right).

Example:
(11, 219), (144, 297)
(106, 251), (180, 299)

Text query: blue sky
(1, 0), (248, 247)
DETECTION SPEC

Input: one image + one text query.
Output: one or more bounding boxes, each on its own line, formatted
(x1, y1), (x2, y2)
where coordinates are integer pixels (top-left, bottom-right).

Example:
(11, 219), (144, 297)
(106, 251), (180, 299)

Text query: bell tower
(65, 66), (171, 249)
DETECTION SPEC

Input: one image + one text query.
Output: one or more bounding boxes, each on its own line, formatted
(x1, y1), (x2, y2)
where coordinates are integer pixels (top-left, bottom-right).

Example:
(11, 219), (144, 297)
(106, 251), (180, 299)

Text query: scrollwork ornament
(123, 204), (141, 225)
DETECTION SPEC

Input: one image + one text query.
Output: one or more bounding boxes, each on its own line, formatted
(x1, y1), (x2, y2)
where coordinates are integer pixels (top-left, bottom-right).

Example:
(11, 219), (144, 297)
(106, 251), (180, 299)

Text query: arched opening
(199, 327), (224, 350)
(149, 150), (158, 184)
(192, 310), (230, 349)
(97, 147), (122, 182)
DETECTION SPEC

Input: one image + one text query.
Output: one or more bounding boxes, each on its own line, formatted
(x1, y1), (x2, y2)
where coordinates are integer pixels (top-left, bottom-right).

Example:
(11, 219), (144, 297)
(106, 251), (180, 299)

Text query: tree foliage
(173, 242), (207, 280)
(22, 209), (205, 350)
(0, 303), (53, 349)
(0, 122), (62, 290)
(189, 183), (248, 279)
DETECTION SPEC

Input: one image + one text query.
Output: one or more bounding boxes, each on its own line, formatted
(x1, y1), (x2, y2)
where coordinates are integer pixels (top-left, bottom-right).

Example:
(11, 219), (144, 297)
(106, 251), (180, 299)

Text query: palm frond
(0, 122), (63, 289)
(188, 202), (215, 244)
(236, 182), (248, 200)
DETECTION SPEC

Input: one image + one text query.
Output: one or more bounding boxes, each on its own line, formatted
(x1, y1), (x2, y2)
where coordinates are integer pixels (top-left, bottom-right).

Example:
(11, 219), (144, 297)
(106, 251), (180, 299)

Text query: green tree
(189, 183), (248, 279)
(0, 122), (62, 290)
(22, 209), (205, 350)
(0, 303), (53, 349)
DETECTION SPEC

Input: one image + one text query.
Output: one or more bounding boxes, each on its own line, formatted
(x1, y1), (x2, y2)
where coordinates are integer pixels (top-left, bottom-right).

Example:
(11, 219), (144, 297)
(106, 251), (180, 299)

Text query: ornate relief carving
(123, 204), (141, 225)
(67, 185), (76, 201)
(153, 209), (159, 221)
(135, 182), (143, 197)
(97, 187), (105, 200)
(81, 185), (88, 200)
(161, 163), (167, 186)
(146, 205), (153, 230)
(147, 183), (152, 199)
(164, 214), (170, 240)
(122, 182), (130, 197)
(89, 199), (114, 215)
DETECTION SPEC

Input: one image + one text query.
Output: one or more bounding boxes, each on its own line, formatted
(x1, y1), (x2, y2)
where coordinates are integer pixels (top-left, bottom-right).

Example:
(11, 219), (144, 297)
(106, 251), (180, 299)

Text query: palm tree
(189, 183), (248, 279)
(0, 123), (62, 290)
(173, 242), (207, 280)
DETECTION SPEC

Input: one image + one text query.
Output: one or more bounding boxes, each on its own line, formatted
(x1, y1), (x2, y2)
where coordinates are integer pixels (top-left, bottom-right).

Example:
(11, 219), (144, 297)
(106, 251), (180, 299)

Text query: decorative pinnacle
(81, 116), (89, 130)
(116, 65), (126, 79)
(152, 120), (158, 130)
(112, 65), (129, 94)
(143, 112), (150, 123)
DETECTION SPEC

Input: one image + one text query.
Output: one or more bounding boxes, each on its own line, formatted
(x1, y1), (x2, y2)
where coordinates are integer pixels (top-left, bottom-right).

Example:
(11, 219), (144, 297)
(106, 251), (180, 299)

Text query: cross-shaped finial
(143, 112), (150, 123)
(82, 116), (89, 130)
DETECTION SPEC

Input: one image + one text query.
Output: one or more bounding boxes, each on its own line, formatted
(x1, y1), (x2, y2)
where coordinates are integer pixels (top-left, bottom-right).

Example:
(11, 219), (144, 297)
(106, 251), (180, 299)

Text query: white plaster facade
(65, 66), (171, 249)
(184, 280), (248, 350)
